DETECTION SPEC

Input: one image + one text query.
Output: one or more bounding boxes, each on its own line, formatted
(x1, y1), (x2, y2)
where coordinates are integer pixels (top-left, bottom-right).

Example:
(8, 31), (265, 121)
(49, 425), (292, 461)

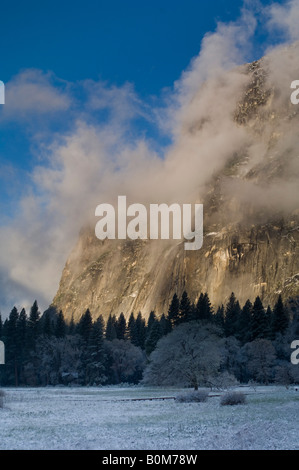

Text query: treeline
(0, 291), (298, 387)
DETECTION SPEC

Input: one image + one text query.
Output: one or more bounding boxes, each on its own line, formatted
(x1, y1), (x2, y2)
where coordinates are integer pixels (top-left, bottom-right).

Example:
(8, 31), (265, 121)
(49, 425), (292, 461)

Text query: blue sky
(0, 0), (295, 314)
(0, 1), (260, 93)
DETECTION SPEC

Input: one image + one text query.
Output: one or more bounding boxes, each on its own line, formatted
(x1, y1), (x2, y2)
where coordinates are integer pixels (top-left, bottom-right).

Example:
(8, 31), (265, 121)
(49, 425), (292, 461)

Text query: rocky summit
(52, 44), (299, 322)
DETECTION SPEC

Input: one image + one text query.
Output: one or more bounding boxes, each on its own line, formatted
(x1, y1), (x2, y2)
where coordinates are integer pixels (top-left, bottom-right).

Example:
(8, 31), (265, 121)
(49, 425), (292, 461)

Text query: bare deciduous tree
(142, 322), (223, 390)
(105, 339), (145, 383)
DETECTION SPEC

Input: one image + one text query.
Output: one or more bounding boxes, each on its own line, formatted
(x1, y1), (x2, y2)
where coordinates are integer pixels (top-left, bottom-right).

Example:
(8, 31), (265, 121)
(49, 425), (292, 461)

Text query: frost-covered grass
(0, 385), (298, 450)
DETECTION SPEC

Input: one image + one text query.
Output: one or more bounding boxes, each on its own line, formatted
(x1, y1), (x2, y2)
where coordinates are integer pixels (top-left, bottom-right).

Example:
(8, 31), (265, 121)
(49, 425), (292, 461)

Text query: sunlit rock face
(52, 46), (299, 321)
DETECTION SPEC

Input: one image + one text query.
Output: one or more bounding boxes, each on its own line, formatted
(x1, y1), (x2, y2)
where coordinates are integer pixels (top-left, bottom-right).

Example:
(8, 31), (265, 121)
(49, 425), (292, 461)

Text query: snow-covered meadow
(0, 386), (298, 450)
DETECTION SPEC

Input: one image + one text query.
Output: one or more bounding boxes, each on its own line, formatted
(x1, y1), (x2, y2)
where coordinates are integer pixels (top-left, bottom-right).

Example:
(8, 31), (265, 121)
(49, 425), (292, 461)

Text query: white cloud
(267, 0), (299, 42)
(0, 69), (70, 120)
(83, 79), (149, 123)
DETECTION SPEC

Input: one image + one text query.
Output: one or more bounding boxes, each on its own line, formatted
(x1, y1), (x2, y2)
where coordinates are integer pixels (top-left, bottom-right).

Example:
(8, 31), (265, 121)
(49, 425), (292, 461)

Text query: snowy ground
(0, 385), (298, 450)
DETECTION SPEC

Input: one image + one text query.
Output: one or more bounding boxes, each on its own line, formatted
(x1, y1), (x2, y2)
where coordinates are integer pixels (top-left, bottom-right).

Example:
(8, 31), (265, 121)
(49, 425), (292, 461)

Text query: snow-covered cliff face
(52, 46), (299, 321)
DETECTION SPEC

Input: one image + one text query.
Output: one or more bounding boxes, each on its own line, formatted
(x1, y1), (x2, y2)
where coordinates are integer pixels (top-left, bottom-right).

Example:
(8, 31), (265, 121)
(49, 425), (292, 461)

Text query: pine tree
(129, 312), (146, 349)
(145, 320), (163, 356)
(6, 307), (19, 386)
(167, 293), (180, 326)
(147, 311), (156, 333)
(178, 291), (192, 324)
(272, 295), (289, 336)
(16, 308), (27, 383)
(288, 297), (299, 335)
(236, 300), (252, 344)
(105, 314), (117, 341)
(214, 305), (225, 330)
(127, 312), (136, 342)
(115, 313), (127, 340)
(224, 293), (241, 337)
(194, 292), (213, 322)
(27, 300), (40, 348)
(159, 313), (172, 336)
(55, 310), (66, 338)
(85, 315), (106, 385)
(17, 308), (27, 333)
(194, 293), (204, 321)
(264, 305), (273, 340)
(42, 310), (53, 336)
(251, 296), (268, 340)
(134, 312), (146, 349)
(29, 300), (40, 326)
(78, 309), (93, 343)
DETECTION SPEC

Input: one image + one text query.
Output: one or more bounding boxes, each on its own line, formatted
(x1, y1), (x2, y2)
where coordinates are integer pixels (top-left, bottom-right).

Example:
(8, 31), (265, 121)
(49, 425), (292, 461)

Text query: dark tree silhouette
(105, 314), (117, 341)
(115, 312), (127, 340)
(224, 293), (241, 337)
(167, 293), (180, 326)
(251, 296), (269, 341)
(272, 295), (289, 336)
